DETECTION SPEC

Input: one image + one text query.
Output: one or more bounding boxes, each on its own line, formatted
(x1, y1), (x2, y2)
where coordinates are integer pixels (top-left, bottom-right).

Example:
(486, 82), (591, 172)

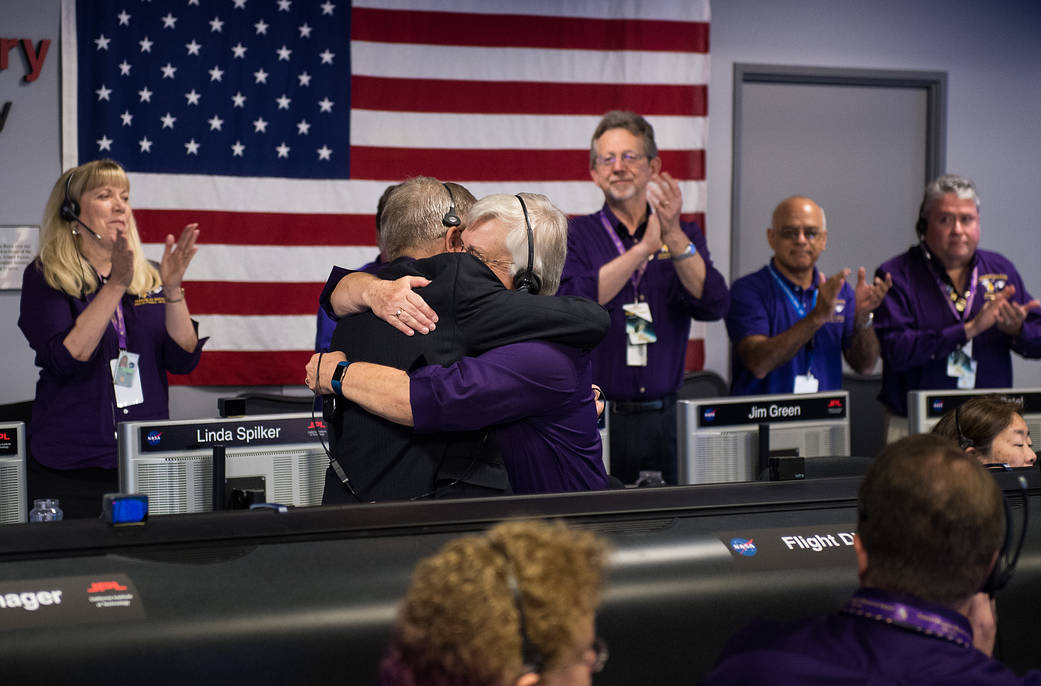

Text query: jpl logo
(703, 408), (716, 422)
(87, 581), (128, 593)
(146, 431), (162, 446)
(729, 538), (757, 556)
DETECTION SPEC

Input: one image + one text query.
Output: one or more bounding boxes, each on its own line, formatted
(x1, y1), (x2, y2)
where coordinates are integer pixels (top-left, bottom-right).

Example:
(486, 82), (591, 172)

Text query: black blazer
(325, 252), (609, 503)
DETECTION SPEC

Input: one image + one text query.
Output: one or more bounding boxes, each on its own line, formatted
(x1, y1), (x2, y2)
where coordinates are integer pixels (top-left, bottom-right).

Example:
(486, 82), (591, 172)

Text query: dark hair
(857, 434), (1004, 607)
(931, 396), (1023, 458)
(589, 110), (658, 167)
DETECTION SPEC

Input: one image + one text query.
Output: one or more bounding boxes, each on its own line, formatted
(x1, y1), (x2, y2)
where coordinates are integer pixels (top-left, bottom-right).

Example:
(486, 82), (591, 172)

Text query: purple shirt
(875, 246), (1041, 416)
(557, 204), (729, 400)
(726, 263), (856, 395)
(705, 589), (1041, 686)
(18, 261), (204, 470)
(410, 341), (608, 494)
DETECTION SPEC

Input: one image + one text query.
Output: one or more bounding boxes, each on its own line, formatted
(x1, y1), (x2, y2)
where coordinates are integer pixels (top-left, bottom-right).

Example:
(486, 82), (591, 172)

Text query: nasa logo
(703, 408), (716, 422)
(932, 399), (944, 413)
(729, 537), (757, 556)
(146, 430), (162, 446)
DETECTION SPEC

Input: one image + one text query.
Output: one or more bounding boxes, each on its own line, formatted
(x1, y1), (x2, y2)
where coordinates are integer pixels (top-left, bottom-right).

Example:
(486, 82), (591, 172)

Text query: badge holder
(624, 302), (656, 367)
(110, 351), (144, 408)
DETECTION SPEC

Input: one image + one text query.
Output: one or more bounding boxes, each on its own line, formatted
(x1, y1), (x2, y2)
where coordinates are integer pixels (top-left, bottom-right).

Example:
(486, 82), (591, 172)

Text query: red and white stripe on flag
(64, 0), (710, 385)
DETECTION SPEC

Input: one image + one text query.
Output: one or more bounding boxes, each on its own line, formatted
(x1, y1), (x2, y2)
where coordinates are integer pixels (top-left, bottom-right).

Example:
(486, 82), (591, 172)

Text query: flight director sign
(717, 524), (857, 570)
(138, 416), (328, 453)
(698, 394), (846, 428)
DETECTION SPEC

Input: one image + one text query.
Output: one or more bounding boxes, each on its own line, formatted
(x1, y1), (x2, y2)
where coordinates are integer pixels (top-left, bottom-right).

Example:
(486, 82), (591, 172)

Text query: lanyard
(599, 209), (650, 294)
(111, 300), (128, 351)
(768, 263), (818, 318)
(842, 589), (973, 649)
(768, 263), (818, 374)
(921, 244), (978, 322)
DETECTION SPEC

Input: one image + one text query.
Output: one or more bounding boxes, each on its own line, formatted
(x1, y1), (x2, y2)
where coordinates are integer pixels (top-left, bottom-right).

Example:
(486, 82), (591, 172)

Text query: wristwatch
(671, 242), (698, 261)
(330, 360), (352, 397)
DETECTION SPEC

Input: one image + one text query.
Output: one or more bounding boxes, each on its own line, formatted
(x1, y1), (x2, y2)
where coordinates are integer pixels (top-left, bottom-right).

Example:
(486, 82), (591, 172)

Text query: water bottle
(29, 499), (63, 522)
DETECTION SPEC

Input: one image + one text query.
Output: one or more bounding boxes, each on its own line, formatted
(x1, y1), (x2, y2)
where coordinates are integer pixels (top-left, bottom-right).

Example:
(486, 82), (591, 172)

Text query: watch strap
(330, 360), (351, 396)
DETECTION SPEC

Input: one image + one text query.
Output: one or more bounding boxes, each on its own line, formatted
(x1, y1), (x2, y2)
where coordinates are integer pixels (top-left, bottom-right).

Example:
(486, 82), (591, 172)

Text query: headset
(914, 197), (929, 239)
(61, 171), (103, 241)
(489, 540), (545, 675)
(512, 194), (542, 295)
(441, 183), (461, 228)
(982, 475), (1029, 595)
(954, 404), (975, 451)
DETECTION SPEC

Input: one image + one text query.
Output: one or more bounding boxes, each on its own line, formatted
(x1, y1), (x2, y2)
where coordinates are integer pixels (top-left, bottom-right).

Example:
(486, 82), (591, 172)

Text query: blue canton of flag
(76, 0), (350, 179)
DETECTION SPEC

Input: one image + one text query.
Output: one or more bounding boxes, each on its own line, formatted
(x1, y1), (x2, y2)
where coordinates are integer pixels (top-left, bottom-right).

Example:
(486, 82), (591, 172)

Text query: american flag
(64, 0), (710, 386)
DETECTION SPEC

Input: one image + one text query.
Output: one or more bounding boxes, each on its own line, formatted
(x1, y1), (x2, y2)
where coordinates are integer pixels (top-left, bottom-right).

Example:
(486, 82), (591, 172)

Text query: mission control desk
(0, 470), (1039, 685)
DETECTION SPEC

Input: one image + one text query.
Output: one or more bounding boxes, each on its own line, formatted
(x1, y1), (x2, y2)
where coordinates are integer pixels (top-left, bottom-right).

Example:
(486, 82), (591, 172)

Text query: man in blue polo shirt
(726, 196), (891, 395)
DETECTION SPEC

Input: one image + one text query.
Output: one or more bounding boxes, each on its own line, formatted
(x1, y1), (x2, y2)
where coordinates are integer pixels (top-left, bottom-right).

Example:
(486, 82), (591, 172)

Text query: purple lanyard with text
(842, 589), (972, 648)
(599, 209), (649, 293)
(111, 301), (128, 351)
(923, 245), (978, 322)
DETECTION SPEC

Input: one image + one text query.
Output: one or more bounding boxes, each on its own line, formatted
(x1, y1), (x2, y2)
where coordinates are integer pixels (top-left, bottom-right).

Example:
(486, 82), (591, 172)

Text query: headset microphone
(61, 172), (103, 241)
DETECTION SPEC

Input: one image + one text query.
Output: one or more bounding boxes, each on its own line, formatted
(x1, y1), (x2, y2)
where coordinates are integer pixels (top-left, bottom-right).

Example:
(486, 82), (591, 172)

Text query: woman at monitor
(931, 396), (1037, 468)
(17, 159), (204, 518)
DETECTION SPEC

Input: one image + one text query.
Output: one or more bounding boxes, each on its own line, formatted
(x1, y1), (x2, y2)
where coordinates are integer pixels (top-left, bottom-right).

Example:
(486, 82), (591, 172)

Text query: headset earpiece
(442, 183), (461, 228)
(915, 198), (929, 239)
(954, 405), (975, 451)
(982, 476), (1029, 596)
(513, 194), (541, 295)
(61, 172), (81, 225)
(490, 541), (545, 675)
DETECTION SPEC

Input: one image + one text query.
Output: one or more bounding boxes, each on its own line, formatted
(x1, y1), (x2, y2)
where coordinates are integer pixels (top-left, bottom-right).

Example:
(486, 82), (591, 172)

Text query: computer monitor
(117, 413), (329, 515)
(0, 422), (27, 525)
(907, 388), (1041, 439)
(678, 391), (851, 484)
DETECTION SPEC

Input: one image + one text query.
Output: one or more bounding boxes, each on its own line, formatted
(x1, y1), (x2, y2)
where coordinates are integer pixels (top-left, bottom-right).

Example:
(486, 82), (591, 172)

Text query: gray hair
(466, 193), (568, 296)
(379, 176), (476, 260)
(589, 110), (659, 168)
(921, 174), (981, 219)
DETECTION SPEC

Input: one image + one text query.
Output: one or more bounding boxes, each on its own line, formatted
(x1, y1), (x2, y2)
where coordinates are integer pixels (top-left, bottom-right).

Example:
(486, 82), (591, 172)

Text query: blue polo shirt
(726, 262), (855, 395)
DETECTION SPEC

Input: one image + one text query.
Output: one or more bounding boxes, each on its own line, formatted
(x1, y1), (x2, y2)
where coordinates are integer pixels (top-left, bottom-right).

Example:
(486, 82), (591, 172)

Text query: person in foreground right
(380, 519), (609, 686)
(704, 434), (1041, 686)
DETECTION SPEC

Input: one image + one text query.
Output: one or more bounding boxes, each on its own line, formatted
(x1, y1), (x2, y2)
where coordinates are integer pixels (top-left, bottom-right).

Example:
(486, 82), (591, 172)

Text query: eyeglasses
(594, 152), (648, 169)
(584, 637), (609, 673)
(775, 226), (824, 242)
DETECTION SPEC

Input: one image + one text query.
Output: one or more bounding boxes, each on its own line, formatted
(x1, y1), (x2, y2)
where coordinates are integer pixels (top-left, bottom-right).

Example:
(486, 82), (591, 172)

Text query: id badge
(624, 302), (657, 344)
(626, 341), (648, 367)
(793, 372), (819, 394)
(110, 351), (144, 408)
(947, 343), (977, 390)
